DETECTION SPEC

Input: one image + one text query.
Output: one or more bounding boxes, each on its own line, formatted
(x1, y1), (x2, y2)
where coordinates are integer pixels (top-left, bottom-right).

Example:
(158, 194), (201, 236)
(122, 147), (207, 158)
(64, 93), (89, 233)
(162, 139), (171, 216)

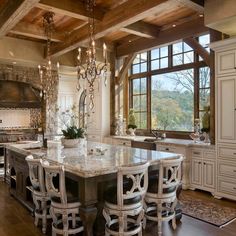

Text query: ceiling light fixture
(38, 12), (59, 100)
(77, 0), (108, 110)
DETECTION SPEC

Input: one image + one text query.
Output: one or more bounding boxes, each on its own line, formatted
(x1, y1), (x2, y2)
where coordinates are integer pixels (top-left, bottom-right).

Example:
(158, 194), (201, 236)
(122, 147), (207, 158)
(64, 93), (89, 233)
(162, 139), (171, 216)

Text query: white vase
(61, 138), (86, 148)
(128, 128), (136, 136)
(204, 132), (210, 143)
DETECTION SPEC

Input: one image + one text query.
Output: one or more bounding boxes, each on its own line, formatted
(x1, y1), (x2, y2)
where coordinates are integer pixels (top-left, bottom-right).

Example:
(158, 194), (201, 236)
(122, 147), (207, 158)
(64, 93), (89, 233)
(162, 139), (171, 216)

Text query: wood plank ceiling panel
(144, 4), (196, 26)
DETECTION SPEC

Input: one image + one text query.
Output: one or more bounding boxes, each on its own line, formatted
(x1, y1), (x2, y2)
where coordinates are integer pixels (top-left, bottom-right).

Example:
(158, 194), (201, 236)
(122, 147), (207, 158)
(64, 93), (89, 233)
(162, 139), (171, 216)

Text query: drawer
(87, 135), (101, 142)
(191, 149), (203, 158)
(113, 139), (131, 147)
(218, 146), (236, 160)
(203, 150), (216, 159)
(218, 162), (236, 178)
(157, 145), (185, 155)
(218, 177), (236, 195)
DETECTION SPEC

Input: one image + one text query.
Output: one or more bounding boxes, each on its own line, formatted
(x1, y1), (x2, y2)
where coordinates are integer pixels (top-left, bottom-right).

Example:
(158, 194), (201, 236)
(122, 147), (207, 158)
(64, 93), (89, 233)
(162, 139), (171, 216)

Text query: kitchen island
(6, 141), (182, 236)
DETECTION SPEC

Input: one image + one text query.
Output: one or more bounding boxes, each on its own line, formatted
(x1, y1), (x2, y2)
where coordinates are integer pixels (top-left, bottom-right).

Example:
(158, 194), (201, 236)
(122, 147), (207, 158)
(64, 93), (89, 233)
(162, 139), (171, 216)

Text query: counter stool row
(26, 155), (183, 236)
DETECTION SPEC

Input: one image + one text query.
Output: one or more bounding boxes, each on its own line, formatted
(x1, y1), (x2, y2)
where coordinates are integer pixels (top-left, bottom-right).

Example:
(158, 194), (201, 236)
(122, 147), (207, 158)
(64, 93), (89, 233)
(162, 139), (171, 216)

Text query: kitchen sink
(144, 138), (158, 143)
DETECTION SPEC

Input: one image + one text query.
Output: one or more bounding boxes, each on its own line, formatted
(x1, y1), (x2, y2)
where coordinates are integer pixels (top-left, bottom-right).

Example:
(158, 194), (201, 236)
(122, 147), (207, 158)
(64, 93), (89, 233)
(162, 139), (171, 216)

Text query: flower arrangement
(56, 105), (86, 147)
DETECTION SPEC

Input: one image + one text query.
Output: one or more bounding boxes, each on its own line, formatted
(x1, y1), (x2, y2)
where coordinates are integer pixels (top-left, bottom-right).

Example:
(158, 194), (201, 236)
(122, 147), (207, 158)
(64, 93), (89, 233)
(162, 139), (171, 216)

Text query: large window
(151, 70), (194, 131)
(151, 46), (168, 70)
(199, 67), (210, 120)
(129, 34), (210, 133)
(172, 42), (194, 66)
(131, 77), (147, 129)
(131, 52), (148, 74)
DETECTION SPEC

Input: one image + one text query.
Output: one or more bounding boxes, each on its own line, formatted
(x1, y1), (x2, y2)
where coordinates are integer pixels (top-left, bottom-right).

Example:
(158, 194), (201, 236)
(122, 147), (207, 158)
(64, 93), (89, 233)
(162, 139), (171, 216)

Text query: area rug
(179, 192), (236, 227)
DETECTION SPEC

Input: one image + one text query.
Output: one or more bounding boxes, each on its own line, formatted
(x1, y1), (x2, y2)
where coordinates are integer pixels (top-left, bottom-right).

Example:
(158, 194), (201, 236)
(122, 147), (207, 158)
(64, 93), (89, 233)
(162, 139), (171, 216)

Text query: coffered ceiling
(0, 0), (206, 58)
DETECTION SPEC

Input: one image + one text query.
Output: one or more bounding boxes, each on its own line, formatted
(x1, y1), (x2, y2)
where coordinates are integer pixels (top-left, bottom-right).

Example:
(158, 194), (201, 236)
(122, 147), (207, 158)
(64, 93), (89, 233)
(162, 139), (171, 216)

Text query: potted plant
(128, 109), (137, 136)
(201, 106), (210, 143)
(61, 126), (86, 148)
(58, 105), (86, 148)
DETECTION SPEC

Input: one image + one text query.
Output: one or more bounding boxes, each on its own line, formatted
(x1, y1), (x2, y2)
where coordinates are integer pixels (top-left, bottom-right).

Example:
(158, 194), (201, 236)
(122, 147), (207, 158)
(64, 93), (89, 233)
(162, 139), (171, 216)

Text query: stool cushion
(51, 191), (80, 204)
(147, 175), (176, 194)
(104, 186), (141, 205)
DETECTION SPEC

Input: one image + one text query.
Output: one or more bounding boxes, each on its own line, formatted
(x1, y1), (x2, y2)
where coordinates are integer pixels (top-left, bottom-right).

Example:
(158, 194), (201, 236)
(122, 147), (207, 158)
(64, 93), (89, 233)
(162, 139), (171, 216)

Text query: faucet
(151, 130), (162, 139)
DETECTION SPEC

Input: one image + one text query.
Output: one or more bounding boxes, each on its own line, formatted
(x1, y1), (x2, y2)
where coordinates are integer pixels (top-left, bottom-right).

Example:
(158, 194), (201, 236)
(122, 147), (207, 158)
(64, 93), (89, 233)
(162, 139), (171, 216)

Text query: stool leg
(52, 229), (56, 236)
(157, 203), (162, 236)
(34, 216), (39, 227)
(118, 215), (124, 235)
(42, 200), (47, 234)
(62, 212), (69, 236)
(72, 213), (76, 228)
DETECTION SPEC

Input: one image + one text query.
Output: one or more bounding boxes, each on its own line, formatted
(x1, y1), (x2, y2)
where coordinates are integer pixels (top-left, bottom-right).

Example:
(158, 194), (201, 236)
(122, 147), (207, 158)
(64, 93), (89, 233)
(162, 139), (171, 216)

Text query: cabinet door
(191, 159), (202, 186)
(203, 161), (215, 189)
(217, 50), (236, 75)
(16, 171), (24, 198)
(218, 76), (236, 142)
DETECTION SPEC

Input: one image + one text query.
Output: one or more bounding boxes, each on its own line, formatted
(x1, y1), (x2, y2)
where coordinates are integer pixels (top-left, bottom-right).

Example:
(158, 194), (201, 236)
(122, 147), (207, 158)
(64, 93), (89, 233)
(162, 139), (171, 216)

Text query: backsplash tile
(0, 108), (41, 129)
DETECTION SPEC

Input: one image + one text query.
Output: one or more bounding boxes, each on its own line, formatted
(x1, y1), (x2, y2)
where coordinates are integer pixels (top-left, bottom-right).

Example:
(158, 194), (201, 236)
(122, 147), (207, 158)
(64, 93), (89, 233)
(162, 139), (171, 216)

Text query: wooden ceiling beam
(184, 37), (210, 66)
(121, 21), (161, 38)
(116, 18), (208, 57)
(116, 53), (136, 85)
(175, 0), (204, 13)
(0, 0), (40, 37)
(37, 0), (105, 21)
(50, 0), (169, 57)
(10, 22), (64, 42)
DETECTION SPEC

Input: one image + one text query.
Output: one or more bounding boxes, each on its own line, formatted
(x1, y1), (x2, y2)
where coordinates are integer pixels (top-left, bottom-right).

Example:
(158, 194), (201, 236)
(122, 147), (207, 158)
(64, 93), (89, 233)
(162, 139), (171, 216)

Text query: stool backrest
(41, 161), (67, 204)
(158, 156), (183, 197)
(117, 162), (149, 207)
(25, 155), (46, 193)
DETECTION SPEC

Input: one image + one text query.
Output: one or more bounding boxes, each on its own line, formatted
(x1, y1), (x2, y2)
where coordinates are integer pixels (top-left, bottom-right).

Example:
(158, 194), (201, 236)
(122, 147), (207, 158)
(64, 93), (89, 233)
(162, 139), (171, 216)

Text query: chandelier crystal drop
(77, 0), (108, 110)
(38, 12), (59, 100)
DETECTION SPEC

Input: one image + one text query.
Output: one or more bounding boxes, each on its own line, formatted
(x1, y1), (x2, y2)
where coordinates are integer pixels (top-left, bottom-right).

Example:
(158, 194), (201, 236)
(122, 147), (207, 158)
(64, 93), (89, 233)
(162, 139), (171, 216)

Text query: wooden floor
(0, 181), (236, 236)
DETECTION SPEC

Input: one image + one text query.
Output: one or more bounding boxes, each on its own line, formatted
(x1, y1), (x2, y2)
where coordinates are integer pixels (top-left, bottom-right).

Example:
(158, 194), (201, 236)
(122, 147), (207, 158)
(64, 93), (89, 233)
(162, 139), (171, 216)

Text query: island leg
(78, 176), (98, 235)
(80, 205), (98, 236)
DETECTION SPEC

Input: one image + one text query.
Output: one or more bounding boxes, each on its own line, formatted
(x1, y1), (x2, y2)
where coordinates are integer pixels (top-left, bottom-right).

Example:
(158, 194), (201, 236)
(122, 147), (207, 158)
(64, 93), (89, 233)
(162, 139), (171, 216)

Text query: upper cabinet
(211, 38), (236, 144)
(217, 50), (236, 76)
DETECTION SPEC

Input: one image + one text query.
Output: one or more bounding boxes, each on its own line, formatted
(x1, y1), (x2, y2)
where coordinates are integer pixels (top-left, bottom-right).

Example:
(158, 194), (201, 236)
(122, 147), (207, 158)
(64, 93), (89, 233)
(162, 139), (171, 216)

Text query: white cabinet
(156, 144), (190, 190)
(211, 38), (236, 200)
(86, 77), (110, 141)
(191, 159), (202, 186)
(216, 50), (236, 76)
(216, 143), (236, 201)
(112, 138), (131, 147)
(190, 148), (216, 193)
(217, 76), (236, 143)
(203, 160), (215, 189)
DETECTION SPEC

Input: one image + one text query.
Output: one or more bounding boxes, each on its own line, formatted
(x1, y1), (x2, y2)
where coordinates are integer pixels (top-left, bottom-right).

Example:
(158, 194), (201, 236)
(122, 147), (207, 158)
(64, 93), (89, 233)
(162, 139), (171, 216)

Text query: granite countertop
(6, 141), (181, 178)
(112, 136), (215, 149)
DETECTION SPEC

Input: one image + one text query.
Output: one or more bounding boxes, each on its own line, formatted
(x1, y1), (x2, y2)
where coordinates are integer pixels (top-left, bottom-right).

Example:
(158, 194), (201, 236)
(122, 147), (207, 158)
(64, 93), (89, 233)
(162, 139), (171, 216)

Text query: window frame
(128, 36), (210, 136)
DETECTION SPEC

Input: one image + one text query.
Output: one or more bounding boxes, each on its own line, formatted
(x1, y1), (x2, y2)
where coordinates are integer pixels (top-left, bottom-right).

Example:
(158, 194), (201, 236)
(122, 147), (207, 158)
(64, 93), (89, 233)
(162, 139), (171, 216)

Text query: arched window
(79, 90), (86, 128)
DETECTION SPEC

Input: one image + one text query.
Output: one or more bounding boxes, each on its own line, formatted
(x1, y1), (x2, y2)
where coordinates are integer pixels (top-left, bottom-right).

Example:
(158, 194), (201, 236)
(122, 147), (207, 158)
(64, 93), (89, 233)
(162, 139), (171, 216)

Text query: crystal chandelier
(38, 12), (59, 100)
(77, 0), (108, 109)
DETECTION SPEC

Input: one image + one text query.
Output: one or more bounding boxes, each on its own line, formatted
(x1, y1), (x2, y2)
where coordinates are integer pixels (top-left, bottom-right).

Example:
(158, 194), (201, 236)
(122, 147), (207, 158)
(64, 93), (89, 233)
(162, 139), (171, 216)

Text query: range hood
(0, 80), (41, 108)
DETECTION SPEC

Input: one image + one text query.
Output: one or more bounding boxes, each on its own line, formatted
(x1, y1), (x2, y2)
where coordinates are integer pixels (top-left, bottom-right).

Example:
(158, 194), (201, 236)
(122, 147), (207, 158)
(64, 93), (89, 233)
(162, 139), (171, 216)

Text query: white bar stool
(25, 155), (51, 234)
(143, 155), (183, 236)
(42, 161), (84, 236)
(103, 162), (149, 236)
